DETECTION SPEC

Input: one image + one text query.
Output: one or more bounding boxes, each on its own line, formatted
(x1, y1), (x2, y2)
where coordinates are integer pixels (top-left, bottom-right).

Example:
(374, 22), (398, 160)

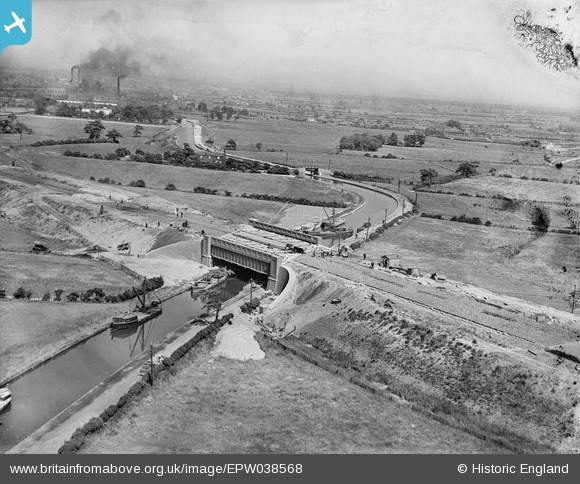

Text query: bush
(13, 287), (32, 299)
(450, 215), (482, 225)
(240, 297), (261, 314)
(66, 292), (79, 302)
(42, 292), (51, 301)
(485, 221), (492, 226)
(531, 206), (550, 232)
(100, 405), (118, 423)
(350, 241), (362, 250)
(129, 179), (146, 188)
(83, 417), (105, 434)
(165, 183), (177, 191)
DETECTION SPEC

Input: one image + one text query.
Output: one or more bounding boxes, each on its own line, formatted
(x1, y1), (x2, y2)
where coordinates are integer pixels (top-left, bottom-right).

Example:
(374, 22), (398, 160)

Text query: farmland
(0, 114), (167, 150)
(348, 217), (578, 312)
(0, 251), (139, 297)
(22, 153), (352, 206)
(2, 97), (580, 454)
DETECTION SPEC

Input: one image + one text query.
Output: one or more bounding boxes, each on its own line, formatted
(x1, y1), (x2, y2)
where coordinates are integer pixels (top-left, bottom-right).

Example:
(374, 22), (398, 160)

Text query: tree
(564, 286), (577, 314)
(132, 125), (143, 137)
(256, 142), (263, 151)
(403, 132), (426, 147)
(202, 289), (222, 322)
(115, 147), (131, 158)
(530, 205), (550, 233)
(386, 133), (398, 146)
(84, 120), (105, 140)
(420, 169), (438, 186)
(33, 94), (49, 115)
(197, 102), (208, 112)
(456, 162), (478, 178)
(165, 183), (177, 190)
(105, 129), (123, 143)
(13, 287), (32, 299)
(225, 139), (237, 150)
(446, 119), (463, 130)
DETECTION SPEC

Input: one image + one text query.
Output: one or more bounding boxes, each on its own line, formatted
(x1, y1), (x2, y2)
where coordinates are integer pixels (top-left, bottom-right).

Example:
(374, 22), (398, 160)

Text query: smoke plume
(80, 46), (140, 78)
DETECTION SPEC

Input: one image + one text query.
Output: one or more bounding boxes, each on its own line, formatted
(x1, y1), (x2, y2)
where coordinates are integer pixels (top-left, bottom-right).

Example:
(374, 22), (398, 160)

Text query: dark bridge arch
(201, 235), (283, 293)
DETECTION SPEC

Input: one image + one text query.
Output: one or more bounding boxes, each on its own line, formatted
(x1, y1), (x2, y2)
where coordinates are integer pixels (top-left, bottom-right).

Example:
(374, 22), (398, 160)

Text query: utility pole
(149, 343), (154, 386)
(328, 158), (332, 171)
(570, 285), (577, 314)
(365, 216), (371, 241)
(286, 152), (289, 166)
(398, 179), (401, 193)
(384, 207), (388, 223)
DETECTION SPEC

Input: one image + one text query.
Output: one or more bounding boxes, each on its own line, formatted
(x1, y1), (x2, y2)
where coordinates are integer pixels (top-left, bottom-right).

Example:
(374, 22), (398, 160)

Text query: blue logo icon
(1, 0), (32, 55)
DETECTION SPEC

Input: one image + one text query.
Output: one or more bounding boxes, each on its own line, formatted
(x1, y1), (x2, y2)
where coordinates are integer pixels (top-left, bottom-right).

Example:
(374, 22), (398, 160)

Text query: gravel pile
(211, 309), (265, 361)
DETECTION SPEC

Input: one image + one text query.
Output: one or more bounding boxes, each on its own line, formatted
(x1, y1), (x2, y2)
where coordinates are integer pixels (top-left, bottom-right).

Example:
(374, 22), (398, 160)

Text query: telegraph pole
(328, 158), (332, 171)
(365, 217), (371, 241)
(149, 343), (154, 386)
(398, 179), (401, 193)
(571, 285), (577, 314)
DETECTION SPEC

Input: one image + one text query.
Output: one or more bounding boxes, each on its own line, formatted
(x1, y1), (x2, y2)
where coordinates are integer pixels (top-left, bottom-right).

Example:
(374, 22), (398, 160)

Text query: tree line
(339, 131), (425, 151)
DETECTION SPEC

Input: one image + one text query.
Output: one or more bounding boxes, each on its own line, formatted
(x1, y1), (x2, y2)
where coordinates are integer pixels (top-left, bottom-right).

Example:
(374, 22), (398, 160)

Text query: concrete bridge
(201, 235), (284, 293)
(200, 217), (328, 293)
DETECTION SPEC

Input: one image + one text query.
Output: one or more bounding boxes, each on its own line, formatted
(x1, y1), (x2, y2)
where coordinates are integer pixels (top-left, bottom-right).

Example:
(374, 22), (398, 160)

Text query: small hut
(381, 254), (400, 268)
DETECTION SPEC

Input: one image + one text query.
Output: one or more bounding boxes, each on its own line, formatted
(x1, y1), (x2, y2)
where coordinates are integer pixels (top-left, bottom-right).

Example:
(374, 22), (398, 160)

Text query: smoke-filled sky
(2, 0), (579, 109)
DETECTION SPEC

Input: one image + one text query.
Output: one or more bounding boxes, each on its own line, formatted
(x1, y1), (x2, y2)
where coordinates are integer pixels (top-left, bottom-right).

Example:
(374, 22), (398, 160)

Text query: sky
(1, 0), (579, 109)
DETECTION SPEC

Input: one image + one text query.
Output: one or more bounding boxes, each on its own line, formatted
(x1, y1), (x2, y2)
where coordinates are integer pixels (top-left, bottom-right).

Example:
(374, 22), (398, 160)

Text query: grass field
(80, 335), (505, 454)
(127, 187), (317, 225)
(0, 219), (77, 252)
(23, 153), (351, 205)
(360, 217), (577, 311)
(414, 190), (572, 231)
(438, 175), (580, 205)
(0, 115), (167, 149)
(0, 300), (125, 383)
(207, 118), (570, 182)
(0, 252), (139, 297)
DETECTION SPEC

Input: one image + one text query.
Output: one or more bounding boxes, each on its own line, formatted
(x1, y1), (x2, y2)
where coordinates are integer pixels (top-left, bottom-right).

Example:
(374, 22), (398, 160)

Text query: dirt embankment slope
(263, 262), (580, 453)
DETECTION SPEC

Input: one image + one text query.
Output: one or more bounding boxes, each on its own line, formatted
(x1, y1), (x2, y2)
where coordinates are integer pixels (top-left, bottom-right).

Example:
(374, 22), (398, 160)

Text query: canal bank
(7, 284), (259, 454)
(0, 275), (247, 453)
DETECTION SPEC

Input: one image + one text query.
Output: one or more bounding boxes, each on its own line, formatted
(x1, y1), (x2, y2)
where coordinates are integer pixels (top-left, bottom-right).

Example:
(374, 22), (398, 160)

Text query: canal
(0, 277), (246, 453)
(317, 178), (400, 246)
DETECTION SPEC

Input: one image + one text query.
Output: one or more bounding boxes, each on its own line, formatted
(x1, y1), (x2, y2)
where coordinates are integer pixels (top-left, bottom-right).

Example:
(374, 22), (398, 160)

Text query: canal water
(0, 277), (246, 453)
(317, 179), (399, 246)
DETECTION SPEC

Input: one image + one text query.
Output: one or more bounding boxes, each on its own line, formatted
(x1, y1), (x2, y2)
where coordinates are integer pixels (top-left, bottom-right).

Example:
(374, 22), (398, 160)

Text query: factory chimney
(117, 75), (126, 97)
(70, 65), (81, 83)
